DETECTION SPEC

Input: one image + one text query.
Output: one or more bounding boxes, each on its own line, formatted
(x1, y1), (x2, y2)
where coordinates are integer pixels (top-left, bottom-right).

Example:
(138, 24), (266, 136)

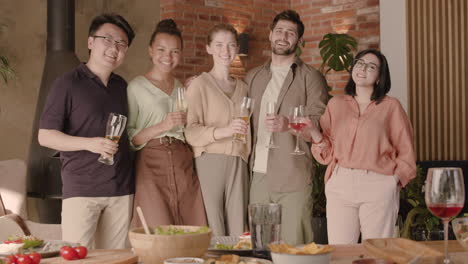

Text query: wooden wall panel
(407, 0), (468, 161)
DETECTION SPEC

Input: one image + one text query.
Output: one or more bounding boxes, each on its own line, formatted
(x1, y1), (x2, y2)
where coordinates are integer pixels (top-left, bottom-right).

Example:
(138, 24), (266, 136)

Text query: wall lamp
(238, 32), (249, 56)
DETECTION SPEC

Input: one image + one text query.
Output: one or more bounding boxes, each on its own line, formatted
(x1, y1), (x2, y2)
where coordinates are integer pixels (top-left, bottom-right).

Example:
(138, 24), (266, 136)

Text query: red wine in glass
(289, 122), (306, 131)
(425, 167), (465, 264)
(428, 204), (463, 218)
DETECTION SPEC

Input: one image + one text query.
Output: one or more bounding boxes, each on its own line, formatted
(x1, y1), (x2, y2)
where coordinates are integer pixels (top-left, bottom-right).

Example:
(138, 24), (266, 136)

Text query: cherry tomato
(4, 254), (18, 264)
(59, 246), (78, 260)
(74, 246), (88, 259)
(27, 252), (41, 264)
(15, 254), (32, 264)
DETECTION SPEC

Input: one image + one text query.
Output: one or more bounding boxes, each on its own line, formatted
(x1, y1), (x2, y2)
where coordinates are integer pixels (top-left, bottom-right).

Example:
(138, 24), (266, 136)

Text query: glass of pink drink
(289, 105), (306, 155)
(425, 167), (465, 264)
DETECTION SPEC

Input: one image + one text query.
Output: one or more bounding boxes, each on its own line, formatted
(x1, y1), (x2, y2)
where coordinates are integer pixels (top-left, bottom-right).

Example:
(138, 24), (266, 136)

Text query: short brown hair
(270, 10), (304, 39)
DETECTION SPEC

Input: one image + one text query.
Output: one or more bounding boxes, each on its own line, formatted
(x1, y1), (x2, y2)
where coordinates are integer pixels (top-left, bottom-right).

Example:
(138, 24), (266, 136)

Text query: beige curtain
(407, 0), (468, 161)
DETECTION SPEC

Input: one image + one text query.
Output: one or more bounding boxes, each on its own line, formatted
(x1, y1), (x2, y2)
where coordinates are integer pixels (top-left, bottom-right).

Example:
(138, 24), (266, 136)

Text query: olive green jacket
(245, 57), (328, 192)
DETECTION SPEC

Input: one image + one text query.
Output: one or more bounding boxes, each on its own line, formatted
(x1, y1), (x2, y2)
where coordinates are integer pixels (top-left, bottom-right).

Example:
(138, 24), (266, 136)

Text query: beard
(271, 40), (298, 56)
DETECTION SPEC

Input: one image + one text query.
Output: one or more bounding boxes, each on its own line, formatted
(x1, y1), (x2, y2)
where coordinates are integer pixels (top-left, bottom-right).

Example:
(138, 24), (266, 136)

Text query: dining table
(40, 240), (467, 264)
(330, 240), (467, 263)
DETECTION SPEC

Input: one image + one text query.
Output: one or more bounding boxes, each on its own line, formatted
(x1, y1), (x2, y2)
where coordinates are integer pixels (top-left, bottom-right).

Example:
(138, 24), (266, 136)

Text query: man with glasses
(245, 10), (328, 245)
(38, 14), (135, 249)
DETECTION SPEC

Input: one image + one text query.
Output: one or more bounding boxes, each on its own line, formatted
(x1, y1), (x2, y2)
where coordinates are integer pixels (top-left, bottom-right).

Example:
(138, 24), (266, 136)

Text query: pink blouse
(311, 95), (416, 187)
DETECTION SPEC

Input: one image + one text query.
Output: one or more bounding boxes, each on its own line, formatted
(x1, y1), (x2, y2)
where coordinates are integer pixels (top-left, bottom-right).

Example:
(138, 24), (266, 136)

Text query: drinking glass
(248, 203), (282, 259)
(232, 97), (254, 144)
(98, 113), (127, 165)
(173, 87), (188, 132)
(425, 167), (465, 264)
(289, 105), (306, 155)
(265, 101), (279, 149)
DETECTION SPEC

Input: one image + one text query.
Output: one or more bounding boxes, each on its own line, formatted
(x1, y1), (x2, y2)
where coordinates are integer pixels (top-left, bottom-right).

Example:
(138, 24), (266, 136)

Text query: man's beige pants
(326, 165), (400, 244)
(61, 195), (133, 249)
(250, 172), (313, 245)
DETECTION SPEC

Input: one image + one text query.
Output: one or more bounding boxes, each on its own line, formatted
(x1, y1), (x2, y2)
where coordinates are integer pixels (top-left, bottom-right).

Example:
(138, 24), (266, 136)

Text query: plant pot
(411, 226), (455, 241)
(311, 217), (328, 244)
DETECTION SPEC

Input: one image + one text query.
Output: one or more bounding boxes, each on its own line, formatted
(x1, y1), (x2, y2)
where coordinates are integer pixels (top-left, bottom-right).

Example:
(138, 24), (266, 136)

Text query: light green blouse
(127, 75), (185, 151)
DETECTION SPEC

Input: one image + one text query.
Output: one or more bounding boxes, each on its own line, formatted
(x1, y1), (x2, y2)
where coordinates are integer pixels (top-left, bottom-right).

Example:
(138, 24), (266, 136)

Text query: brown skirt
(131, 138), (207, 228)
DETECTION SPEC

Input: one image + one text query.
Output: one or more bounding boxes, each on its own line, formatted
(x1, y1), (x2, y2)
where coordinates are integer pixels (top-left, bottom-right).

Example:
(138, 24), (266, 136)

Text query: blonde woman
(185, 24), (250, 236)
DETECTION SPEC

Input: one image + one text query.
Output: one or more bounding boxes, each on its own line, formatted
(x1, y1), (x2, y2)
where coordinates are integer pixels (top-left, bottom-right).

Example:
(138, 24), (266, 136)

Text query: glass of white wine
(232, 96), (254, 144)
(173, 87), (188, 132)
(265, 101), (279, 149)
(98, 113), (127, 165)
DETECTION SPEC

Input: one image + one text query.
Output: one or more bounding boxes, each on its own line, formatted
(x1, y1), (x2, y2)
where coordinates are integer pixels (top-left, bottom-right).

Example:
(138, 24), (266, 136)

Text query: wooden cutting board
(363, 238), (443, 264)
(41, 249), (138, 264)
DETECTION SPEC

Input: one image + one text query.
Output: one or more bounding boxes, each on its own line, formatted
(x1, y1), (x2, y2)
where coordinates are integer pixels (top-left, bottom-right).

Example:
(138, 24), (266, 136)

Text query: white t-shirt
(253, 64), (291, 174)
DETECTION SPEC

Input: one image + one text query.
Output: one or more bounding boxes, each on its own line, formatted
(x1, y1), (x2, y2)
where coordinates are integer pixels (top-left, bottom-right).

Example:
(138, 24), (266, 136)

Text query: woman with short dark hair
(306, 49), (416, 244)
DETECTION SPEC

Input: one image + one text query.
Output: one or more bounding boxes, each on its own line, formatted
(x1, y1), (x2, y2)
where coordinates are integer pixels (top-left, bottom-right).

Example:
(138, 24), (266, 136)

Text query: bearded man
(245, 9), (328, 245)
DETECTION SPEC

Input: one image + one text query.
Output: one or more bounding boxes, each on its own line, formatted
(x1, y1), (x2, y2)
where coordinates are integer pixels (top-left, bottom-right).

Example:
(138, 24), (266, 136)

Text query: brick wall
(292, 0), (380, 94)
(160, 0), (380, 94)
(160, 0), (290, 80)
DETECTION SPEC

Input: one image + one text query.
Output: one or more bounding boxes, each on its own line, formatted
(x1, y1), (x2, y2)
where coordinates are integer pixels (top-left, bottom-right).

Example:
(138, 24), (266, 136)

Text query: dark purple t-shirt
(39, 63), (134, 199)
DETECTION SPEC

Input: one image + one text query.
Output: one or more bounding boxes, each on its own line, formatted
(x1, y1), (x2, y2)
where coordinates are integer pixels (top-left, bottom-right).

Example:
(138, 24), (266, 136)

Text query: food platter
(239, 257), (272, 264)
(207, 236), (252, 256)
(0, 240), (78, 258)
(204, 255), (272, 264)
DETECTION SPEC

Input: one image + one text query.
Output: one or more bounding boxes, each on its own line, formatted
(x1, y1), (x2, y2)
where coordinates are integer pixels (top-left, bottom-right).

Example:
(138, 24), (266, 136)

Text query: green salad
(5, 235), (43, 249)
(154, 226), (209, 235)
(214, 243), (234, 250)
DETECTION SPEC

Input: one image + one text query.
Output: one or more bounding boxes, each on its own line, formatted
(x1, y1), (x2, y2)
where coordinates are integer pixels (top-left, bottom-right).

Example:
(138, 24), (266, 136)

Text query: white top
(253, 64), (291, 173)
(127, 75), (185, 151)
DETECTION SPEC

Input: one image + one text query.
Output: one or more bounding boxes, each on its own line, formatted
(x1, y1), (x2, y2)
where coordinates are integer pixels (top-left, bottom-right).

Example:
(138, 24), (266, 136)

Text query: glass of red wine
(425, 167), (465, 264)
(289, 105), (306, 155)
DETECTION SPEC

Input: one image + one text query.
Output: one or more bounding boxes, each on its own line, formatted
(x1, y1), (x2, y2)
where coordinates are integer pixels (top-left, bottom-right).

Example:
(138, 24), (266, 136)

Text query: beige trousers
(61, 195), (133, 249)
(194, 153), (248, 237)
(250, 172), (313, 246)
(325, 165), (400, 244)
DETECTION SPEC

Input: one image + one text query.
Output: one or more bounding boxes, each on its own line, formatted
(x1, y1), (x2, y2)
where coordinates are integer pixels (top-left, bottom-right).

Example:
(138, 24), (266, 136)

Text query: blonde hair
(207, 23), (238, 45)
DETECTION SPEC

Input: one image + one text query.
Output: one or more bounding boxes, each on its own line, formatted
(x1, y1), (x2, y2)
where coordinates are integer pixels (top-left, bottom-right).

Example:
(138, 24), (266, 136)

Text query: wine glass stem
(295, 134), (300, 151)
(443, 218), (450, 264)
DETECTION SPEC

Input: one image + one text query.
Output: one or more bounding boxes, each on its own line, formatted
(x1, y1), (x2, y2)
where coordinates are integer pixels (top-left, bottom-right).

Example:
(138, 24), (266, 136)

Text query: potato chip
(269, 242), (334, 255)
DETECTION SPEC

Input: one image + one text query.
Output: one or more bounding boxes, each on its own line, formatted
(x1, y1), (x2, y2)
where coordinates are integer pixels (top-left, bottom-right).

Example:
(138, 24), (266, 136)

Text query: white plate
(0, 240), (78, 258)
(207, 236), (252, 256)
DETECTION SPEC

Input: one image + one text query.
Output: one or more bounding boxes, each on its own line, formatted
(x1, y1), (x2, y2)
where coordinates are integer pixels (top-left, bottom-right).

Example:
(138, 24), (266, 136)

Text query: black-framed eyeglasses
(93, 35), (128, 50)
(353, 59), (379, 72)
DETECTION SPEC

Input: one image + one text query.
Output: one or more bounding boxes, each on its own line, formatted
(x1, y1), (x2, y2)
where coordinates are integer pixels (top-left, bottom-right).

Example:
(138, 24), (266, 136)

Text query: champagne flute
(265, 101), (279, 149)
(289, 105), (306, 155)
(173, 87), (187, 132)
(425, 167), (465, 264)
(232, 97), (254, 144)
(98, 113), (127, 165)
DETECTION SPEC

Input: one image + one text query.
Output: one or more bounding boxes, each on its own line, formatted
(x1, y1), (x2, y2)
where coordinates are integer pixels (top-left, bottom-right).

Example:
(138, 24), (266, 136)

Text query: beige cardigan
(185, 72), (251, 162)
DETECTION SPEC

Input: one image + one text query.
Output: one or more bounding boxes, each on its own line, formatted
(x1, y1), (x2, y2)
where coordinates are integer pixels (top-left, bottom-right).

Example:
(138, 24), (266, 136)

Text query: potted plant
(399, 166), (442, 240)
(311, 161), (328, 243)
(0, 54), (14, 83)
(309, 33), (357, 244)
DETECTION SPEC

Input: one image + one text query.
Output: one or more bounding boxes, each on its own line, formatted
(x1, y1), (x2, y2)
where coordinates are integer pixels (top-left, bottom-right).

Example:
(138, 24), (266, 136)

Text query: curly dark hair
(149, 19), (183, 48)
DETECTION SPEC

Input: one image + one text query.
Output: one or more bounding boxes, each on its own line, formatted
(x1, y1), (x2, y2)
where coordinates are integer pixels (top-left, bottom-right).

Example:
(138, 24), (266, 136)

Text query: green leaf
(318, 33), (357, 74)
(0, 55), (15, 83)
